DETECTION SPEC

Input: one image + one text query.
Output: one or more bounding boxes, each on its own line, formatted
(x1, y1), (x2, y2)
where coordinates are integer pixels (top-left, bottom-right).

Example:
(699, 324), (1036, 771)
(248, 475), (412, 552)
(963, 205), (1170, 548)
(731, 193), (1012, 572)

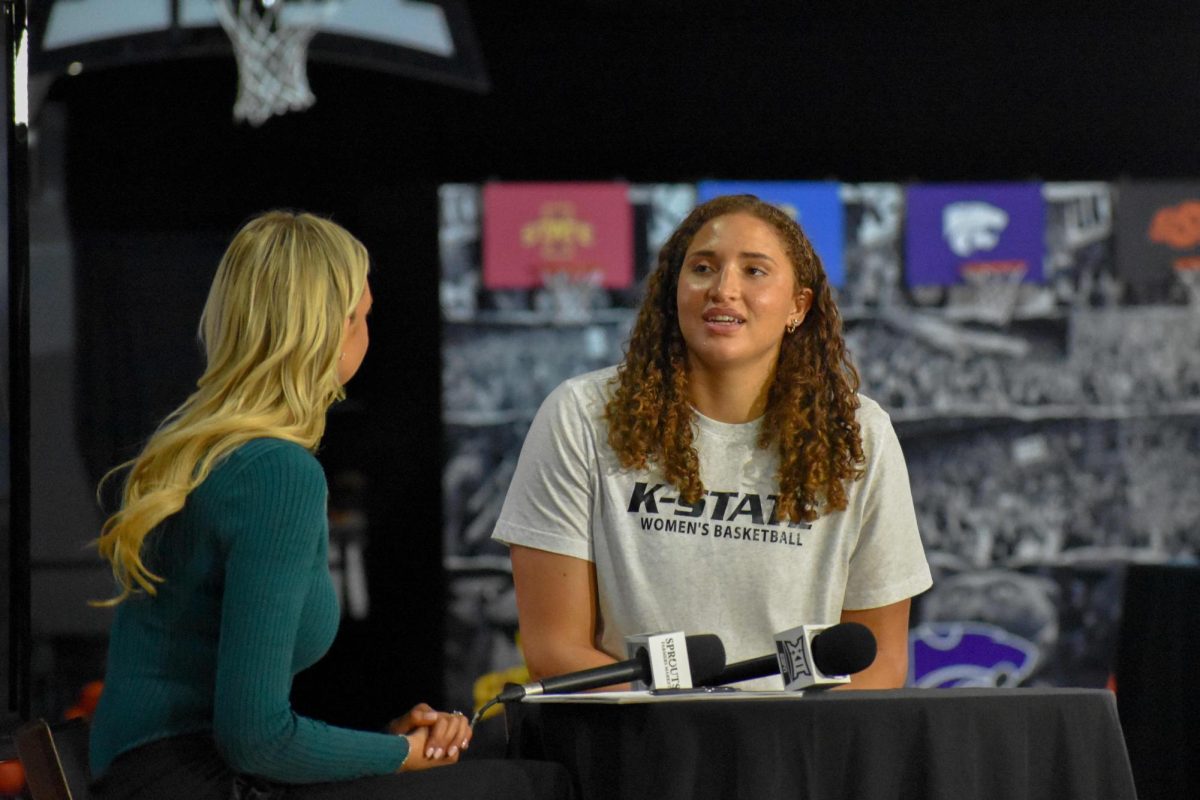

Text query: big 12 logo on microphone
(773, 624), (851, 691)
(776, 634), (812, 682)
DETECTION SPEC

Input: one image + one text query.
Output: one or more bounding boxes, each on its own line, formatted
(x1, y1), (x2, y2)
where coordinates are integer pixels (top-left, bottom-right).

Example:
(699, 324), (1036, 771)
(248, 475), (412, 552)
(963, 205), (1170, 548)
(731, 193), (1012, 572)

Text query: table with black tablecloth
(505, 688), (1136, 800)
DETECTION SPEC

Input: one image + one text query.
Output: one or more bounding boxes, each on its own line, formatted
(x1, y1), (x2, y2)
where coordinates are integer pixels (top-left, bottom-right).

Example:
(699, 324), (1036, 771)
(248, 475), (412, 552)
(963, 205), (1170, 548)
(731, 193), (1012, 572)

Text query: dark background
(37, 1), (1200, 727)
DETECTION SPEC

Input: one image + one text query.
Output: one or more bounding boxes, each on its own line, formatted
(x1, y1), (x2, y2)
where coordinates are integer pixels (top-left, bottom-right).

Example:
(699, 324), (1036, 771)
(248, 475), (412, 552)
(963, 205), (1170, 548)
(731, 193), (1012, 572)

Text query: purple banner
(905, 183), (1045, 287)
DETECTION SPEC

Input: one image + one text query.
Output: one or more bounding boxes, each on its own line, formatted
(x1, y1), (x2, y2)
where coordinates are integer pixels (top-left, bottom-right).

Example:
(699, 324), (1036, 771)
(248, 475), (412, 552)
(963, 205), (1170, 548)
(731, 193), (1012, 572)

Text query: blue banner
(697, 181), (846, 287)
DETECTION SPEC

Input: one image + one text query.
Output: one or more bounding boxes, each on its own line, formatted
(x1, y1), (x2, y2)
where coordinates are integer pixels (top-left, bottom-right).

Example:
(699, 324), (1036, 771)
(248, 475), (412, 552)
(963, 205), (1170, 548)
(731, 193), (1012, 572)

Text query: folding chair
(14, 718), (92, 800)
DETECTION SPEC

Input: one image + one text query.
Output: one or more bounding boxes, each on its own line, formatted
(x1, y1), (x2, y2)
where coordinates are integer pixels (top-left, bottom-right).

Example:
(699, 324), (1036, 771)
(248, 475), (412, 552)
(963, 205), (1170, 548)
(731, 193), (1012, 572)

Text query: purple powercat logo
(909, 622), (1040, 688)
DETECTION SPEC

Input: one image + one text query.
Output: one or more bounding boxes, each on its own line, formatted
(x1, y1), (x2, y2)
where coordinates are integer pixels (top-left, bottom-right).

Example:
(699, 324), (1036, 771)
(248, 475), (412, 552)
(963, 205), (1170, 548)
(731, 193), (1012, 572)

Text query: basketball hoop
(1174, 258), (1200, 305)
(536, 263), (605, 323)
(947, 261), (1028, 326)
(214, 0), (337, 126)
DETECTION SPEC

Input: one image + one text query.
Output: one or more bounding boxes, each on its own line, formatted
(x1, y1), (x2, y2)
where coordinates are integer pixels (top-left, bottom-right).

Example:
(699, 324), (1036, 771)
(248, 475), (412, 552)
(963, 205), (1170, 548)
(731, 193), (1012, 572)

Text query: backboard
(29, 0), (488, 123)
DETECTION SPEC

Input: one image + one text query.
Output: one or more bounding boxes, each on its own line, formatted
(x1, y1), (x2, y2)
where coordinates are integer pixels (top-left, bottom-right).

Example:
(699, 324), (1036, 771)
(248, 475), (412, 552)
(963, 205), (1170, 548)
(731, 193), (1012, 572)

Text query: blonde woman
(89, 212), (571, 800)
(495, 195), (932, 691)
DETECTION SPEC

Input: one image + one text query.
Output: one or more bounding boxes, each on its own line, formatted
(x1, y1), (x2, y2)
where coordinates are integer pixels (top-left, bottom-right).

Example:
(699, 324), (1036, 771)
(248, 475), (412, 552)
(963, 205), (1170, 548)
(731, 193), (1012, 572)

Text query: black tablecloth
(505, 688), (1137, 800)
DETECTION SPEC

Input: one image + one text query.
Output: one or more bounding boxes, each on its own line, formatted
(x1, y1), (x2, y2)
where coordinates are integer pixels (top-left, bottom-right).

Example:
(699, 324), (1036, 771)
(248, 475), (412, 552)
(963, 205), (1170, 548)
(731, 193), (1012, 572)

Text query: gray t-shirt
(494, 366), (932, 688)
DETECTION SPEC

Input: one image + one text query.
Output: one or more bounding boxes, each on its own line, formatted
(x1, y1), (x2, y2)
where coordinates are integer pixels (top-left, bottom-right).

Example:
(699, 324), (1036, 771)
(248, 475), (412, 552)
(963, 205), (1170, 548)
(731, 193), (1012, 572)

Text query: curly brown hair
(604, 194), (864, 522)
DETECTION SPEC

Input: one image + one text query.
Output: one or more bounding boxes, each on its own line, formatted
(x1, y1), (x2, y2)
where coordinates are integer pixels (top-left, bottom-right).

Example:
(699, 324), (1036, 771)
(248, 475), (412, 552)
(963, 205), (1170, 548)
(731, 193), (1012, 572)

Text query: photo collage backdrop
(440, 181), (1200, 712)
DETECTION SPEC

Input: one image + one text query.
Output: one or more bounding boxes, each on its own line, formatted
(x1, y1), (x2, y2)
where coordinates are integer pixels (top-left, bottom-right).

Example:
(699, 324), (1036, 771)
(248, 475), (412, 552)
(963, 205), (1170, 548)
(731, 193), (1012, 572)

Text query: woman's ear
(792, 287), (814, 321)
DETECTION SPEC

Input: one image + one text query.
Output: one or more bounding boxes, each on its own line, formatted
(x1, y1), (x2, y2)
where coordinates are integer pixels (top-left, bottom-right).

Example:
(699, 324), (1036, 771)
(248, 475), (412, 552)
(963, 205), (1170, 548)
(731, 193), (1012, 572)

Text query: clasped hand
(388, 703), (472, 772)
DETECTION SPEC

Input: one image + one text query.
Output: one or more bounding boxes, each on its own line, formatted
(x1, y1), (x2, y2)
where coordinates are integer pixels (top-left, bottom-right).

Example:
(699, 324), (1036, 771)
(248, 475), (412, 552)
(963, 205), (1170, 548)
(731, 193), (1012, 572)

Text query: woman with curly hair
(494, 194), (931, 690)
(89, 211), (572, 799)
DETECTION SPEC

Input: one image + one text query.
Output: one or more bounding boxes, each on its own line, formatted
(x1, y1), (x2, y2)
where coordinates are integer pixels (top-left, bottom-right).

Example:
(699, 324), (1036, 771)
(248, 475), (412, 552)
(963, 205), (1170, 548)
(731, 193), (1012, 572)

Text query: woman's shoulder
(223, 436), (316, 464)
(209, 437), (322, 487)
(192, 438), (326, 525)
(545, 365), (620, 411)
(526, 366), (619, 440)
(853, 394), (898, 438)
(560, 365), (620, 393)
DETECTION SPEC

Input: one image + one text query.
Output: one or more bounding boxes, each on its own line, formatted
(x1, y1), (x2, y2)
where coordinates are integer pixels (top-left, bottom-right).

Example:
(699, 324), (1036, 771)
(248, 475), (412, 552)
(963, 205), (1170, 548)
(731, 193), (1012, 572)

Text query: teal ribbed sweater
(89, 438), (408, 783)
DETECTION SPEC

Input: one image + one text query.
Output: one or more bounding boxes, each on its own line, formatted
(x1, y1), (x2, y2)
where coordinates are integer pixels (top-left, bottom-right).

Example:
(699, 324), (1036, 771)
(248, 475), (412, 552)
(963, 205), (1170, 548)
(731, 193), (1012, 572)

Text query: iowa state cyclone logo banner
(697, 181), (846, 288)
(482, 182), (634, 290)
(904, 183), (1045, 287)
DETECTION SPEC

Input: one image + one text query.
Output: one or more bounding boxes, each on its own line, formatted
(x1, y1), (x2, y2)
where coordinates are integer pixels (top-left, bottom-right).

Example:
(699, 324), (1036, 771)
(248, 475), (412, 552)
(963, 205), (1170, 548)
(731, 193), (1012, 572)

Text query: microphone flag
(775, 624), (853, 691)
(625, 631), (694, 691)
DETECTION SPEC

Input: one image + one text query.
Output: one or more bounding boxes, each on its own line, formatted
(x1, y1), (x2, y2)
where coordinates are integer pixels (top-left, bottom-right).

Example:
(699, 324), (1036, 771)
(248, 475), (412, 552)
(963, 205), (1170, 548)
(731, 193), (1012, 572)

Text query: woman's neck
(686, 360), (774, 424)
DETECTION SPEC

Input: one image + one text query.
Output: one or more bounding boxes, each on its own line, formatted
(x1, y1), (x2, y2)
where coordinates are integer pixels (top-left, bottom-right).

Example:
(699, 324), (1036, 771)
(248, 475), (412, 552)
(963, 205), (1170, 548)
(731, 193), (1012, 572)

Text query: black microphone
(700, 622), (876, 687)
(498, 633), (726, 703)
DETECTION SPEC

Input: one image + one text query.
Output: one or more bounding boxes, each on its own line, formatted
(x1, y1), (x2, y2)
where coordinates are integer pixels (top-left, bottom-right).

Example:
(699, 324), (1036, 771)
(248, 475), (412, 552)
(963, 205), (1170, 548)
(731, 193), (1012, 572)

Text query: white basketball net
(1176, 264), (1200, 305)
(947, 264), (1027, 326)
(537, 264), (605, 323)
(214, 0), (333, 126)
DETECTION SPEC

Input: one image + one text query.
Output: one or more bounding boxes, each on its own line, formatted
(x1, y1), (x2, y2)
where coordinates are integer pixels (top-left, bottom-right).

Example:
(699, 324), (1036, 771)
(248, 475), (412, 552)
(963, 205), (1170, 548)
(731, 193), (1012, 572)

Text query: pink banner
(483, 183), (634, 289)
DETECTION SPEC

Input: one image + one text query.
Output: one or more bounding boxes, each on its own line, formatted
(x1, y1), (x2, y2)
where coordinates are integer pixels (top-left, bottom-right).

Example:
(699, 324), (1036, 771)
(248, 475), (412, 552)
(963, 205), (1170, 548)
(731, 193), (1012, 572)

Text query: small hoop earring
(786, 318), (799, 334)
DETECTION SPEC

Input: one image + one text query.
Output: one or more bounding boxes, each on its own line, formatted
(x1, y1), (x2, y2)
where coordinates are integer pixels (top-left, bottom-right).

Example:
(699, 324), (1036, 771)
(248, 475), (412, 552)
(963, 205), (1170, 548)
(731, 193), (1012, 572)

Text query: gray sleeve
(842, 404), (934, 610)
(492, 380), (597, 562)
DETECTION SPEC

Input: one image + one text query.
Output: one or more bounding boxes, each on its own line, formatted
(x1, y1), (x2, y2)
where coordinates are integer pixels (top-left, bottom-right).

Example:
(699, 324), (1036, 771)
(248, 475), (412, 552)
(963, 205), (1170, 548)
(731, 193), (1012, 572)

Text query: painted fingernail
(448, 746), (459, 757)
(434, 748), (444, 759)
(461, 739), (470, 749)
(425, 748), (434, 758)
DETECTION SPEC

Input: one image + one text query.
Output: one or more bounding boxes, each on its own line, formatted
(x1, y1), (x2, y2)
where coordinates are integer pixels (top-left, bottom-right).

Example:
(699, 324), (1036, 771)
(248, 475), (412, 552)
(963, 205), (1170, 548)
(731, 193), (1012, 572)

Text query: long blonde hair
(95, 211), (370, 602)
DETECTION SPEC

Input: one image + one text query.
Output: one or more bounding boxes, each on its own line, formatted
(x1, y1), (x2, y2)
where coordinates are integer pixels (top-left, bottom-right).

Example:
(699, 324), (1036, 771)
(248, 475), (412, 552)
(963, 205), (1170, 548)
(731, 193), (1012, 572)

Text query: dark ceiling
(49, 2), (1200, 219)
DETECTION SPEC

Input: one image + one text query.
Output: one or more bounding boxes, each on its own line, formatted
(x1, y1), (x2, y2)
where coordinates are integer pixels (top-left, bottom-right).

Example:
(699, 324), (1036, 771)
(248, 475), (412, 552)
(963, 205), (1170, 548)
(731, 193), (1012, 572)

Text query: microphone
(701, 622), (876, 690)
(497, 633), (726, 703)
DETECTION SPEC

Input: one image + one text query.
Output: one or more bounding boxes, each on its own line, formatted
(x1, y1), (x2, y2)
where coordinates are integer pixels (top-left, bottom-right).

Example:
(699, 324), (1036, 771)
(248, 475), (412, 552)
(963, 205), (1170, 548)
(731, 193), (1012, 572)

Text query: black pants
(91, 734), (575, 800)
